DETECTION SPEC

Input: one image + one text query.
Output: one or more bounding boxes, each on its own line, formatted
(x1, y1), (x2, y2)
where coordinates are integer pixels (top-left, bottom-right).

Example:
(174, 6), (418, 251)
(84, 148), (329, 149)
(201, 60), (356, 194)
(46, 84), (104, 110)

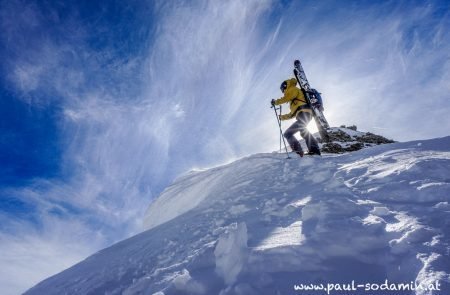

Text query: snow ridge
(25, 136), (450, 295)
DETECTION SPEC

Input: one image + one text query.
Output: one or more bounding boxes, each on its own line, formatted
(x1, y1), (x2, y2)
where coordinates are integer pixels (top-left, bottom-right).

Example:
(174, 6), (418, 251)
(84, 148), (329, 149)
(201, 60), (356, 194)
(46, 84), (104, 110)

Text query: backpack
(310, 89), (323, 109)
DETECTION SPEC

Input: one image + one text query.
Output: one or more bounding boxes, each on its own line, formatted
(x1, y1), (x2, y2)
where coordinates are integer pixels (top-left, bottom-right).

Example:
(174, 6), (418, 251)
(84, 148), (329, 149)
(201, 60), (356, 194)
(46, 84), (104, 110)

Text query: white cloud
(172, 103), (185, 118)
(0, 215), (102, 295)
(13, 64), (43, 92)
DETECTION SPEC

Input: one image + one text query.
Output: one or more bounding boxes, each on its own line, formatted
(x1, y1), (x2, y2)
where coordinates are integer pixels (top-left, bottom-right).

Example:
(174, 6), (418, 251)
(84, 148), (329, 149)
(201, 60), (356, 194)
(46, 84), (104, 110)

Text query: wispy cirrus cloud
(0, 211), (104, 295)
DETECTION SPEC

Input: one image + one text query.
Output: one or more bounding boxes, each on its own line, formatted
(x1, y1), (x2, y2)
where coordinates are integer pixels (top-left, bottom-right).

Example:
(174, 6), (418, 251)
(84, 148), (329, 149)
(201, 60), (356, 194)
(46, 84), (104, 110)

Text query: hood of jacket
(285, 78), (297, 89)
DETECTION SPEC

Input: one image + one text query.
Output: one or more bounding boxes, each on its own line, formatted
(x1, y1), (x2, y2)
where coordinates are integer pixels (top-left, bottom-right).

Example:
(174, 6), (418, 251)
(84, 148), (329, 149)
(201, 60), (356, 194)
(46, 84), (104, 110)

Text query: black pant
(284, 111), (320, 153)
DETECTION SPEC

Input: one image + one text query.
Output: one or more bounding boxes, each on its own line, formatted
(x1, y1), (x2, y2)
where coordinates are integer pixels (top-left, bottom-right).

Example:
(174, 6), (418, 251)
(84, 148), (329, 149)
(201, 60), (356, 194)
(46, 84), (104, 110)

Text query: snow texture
(214, 222), (248, 285)
(25, 134), (450, 295)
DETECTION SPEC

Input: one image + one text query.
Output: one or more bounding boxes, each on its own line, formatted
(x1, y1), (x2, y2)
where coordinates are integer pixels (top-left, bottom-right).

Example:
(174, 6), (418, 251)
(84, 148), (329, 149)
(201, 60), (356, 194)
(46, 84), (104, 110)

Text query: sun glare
(307, 120), (318, 134)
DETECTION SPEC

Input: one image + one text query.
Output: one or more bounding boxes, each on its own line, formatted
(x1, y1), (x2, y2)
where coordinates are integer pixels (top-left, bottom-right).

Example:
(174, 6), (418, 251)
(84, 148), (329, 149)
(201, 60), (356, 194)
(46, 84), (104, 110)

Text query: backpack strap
(295, 104), (311, 112)
(290, 96), (309, 113)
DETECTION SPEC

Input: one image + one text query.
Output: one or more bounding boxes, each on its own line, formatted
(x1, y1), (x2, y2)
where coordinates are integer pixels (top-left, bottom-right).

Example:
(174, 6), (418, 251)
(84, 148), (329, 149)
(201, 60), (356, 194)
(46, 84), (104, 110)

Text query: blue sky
(0, 0), (449, 293)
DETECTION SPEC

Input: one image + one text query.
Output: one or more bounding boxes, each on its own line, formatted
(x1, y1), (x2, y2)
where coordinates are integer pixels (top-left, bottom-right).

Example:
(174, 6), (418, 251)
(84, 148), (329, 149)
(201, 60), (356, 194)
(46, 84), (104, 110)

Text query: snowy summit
(26, 132), (450, 295)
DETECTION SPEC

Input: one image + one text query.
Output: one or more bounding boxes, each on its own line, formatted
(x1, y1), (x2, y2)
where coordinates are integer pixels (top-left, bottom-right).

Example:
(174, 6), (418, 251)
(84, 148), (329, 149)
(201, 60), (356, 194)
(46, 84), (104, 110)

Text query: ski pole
(279, 105), (282, 152)
(271, 103), (290, 158)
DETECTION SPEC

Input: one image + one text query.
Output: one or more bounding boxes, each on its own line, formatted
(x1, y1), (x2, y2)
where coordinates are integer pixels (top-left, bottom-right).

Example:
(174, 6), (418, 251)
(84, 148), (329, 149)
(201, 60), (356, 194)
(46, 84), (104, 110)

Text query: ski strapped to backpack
(293, 59), (330, 142)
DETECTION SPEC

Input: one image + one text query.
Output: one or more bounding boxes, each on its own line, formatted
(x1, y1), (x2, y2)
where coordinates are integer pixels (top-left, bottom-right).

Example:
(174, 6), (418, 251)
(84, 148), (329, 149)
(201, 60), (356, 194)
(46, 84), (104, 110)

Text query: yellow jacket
(274, 78), (311, 120)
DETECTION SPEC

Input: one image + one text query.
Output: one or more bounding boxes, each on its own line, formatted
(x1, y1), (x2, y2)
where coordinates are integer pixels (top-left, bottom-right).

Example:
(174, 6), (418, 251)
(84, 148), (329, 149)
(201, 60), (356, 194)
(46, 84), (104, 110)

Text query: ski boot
(305, 149), (321, 156)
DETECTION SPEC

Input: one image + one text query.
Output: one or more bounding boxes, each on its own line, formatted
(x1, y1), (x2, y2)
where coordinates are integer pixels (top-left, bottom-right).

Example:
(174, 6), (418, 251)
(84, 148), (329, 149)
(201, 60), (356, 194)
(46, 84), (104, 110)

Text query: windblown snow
(25, 135), (450, 295)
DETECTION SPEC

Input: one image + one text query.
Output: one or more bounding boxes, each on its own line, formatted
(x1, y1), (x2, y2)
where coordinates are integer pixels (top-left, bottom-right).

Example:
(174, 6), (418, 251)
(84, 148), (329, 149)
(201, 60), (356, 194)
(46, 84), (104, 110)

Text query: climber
(271, 78), (321, 157)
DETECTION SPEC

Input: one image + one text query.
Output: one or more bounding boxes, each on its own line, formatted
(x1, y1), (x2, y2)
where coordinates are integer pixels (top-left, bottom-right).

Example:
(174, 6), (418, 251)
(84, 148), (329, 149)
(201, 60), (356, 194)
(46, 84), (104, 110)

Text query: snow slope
(26, 136), (450, 295)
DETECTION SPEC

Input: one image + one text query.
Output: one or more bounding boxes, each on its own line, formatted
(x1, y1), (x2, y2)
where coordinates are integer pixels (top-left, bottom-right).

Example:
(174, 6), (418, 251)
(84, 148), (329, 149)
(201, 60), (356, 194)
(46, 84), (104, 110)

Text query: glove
(271, 99), (276, 106)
